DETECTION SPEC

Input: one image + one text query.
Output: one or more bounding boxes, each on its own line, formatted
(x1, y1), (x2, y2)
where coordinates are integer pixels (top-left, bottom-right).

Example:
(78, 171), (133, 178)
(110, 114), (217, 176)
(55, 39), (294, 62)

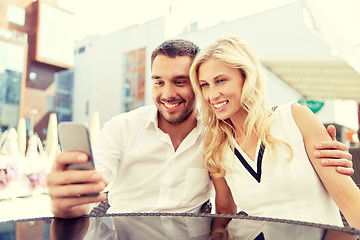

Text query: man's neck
(158, 112), (198, 151)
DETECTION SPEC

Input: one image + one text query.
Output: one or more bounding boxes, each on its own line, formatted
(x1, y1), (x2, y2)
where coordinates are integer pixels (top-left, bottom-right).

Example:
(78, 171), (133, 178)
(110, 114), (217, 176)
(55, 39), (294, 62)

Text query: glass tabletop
(1, 212), (359, 240)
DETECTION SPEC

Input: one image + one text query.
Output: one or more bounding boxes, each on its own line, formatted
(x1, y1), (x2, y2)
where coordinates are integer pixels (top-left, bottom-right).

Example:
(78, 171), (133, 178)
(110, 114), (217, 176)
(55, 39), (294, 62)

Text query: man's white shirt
(93, 105), (213, 213)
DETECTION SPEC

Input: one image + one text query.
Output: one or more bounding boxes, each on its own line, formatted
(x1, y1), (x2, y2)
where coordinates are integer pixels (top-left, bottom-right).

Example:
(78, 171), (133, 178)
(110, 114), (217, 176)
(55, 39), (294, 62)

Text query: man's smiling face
(151, 55), (195, 125)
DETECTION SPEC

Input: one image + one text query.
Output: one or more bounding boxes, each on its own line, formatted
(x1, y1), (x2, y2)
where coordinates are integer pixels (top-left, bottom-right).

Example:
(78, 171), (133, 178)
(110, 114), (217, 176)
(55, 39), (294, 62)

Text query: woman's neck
(230, 112), (258, 150)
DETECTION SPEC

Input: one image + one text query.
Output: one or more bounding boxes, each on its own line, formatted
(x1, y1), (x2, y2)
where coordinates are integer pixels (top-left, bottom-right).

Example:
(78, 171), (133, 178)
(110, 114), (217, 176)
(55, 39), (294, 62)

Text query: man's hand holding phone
(47, 151), (107, 219)
(46, 122), (108, 219)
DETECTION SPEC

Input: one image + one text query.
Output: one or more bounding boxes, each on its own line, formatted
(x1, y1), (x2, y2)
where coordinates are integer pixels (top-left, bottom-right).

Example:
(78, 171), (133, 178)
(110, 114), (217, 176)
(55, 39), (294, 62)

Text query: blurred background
(0, 0), (359, 221)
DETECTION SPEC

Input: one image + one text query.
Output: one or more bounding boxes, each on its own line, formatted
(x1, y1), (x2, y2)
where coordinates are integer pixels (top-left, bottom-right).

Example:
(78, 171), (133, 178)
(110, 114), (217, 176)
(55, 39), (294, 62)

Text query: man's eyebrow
(174, 75), (189, 80)
(151, 75), (189, 80)
(151, 75), (161, 80)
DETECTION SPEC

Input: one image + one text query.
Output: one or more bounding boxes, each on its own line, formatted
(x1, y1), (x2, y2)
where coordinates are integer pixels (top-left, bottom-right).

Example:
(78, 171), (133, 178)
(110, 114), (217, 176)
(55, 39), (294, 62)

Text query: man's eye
(175, 81), (185, 85)
(216, 79), (225, 83)
(154, 81), (163, 86)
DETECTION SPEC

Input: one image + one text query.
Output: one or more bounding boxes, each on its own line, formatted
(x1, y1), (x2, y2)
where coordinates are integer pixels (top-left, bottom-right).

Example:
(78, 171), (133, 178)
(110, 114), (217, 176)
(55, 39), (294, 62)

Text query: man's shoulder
(121, 105), (156, 118)
(106, 105), (156, 125)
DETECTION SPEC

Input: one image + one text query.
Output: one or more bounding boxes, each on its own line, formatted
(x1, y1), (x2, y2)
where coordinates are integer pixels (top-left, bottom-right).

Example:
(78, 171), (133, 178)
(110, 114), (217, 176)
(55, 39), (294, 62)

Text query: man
(46, 39), (353, 218)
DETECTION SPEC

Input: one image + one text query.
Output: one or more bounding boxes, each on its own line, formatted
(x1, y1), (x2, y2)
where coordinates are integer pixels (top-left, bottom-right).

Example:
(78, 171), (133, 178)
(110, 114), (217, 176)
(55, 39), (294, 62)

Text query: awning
(278, 0), (360, 102)
(263, 60), (360, 102)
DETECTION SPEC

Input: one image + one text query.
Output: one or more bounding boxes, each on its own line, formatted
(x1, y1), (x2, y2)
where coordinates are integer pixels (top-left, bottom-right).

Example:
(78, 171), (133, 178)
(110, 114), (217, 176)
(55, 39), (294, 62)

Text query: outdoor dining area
(0, 112), (100, 207)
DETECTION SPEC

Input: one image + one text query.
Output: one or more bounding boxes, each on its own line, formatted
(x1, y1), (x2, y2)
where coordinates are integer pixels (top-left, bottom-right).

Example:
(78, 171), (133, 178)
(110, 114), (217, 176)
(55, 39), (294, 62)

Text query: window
(85, 101), (89, 116)
(78, 46), (86, 54)
(47, 95), (55, 111)
(7, 4), (25, 26)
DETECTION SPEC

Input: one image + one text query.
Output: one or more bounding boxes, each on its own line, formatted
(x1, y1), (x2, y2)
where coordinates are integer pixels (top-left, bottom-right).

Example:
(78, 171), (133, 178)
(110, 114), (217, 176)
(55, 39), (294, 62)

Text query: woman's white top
(223, 102), (343, 226)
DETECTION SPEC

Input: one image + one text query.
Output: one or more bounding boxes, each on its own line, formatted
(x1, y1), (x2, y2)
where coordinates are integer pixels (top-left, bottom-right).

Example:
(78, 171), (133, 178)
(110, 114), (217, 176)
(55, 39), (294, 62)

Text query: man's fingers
(53, 152), (89, 171)
(46, 170), (101, 186)
(47, 152), (107, 218)
(51, 193), (107, 210)
(326, 125), (336, 141)
(314, 149), (352, 161)
(315, 141), (349, 151)
(321, 158), (353, 168)
(48, 181), (106, 198)
(335, 166), (355, 177)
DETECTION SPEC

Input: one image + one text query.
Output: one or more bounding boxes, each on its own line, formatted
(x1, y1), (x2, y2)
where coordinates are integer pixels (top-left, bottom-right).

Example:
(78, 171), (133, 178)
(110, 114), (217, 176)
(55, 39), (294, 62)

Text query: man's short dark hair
(151, 39), (200, 67)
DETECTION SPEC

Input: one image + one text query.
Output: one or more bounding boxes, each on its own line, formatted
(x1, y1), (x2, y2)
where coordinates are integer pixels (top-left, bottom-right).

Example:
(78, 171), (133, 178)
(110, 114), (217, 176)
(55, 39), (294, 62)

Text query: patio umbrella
(45, 113), (58, 157)
(17, 118), (27, 156)
(89, 111), (100, 145)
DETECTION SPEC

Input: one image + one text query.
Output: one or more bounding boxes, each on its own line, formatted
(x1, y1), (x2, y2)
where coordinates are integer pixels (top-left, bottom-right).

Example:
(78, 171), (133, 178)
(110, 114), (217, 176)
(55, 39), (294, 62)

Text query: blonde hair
(190, 35), (292, 177)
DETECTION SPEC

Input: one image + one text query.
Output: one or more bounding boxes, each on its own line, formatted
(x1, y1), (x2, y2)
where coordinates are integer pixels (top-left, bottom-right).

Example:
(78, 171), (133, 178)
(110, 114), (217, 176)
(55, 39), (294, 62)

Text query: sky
(58, 0), (297, 41)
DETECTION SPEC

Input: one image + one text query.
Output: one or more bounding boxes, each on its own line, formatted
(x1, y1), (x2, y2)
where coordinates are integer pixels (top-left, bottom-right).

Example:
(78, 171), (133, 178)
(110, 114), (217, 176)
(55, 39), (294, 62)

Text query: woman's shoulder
(269, 102), (306, 135)
(270, 102), (295, 119)
(271, 102), (313, 118)
(271, 101), (296, 112)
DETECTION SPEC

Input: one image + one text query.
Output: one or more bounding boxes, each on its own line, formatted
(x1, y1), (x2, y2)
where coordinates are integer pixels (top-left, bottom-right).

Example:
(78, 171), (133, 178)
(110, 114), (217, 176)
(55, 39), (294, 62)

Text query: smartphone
(58, 122), (96, 171)
(58, 122), (99, 196)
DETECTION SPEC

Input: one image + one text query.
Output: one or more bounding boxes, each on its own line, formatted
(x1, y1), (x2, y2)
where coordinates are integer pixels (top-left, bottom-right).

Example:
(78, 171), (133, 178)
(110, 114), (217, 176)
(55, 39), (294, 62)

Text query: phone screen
(58, 122), (99, 196)
(58, 122), (95, 170)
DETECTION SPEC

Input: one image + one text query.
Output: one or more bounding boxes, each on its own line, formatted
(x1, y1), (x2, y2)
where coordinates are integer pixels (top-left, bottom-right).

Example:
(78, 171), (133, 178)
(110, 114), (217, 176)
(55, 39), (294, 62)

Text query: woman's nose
(209, 86), (220, 101)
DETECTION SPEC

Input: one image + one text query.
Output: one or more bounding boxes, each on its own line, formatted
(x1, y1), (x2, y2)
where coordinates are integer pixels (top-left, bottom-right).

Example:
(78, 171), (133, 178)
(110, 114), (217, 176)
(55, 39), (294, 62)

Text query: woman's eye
(217, 79), (225, 83)
(200, 83), (209, 87)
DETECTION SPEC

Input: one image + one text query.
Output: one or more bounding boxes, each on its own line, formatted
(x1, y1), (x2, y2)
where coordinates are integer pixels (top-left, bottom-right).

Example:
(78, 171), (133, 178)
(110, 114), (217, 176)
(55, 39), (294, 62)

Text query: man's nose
(162, 84), (177, 99)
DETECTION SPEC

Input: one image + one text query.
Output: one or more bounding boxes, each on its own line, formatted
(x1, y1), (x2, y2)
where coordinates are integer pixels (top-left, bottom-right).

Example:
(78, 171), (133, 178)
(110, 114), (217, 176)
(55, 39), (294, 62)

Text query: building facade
(0, 0), (74, 140)
(71, 17), (165, 126)
(71, 2), (359, 144)
(2, 1), (358, 145)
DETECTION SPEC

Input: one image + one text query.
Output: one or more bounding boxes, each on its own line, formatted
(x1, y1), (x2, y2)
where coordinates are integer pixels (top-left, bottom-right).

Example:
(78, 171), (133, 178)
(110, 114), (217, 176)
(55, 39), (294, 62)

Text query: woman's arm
(292, 103), (360, 229)
(211, 176), (237, 238)
(212, 176), (237, 214)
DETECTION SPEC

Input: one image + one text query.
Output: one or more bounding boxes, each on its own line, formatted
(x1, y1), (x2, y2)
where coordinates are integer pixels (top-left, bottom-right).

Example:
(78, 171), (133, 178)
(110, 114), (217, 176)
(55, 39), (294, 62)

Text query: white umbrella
(26, 134), (44, 158)
(45, 113), (58, 157)
(0, 128), (18, 156)
(89, 111), (100, 145)
(17, 118), (27, 156)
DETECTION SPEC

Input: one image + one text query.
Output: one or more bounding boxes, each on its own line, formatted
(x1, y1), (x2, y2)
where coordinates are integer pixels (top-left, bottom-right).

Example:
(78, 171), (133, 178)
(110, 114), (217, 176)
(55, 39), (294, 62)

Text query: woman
(189, 35), (360, 229)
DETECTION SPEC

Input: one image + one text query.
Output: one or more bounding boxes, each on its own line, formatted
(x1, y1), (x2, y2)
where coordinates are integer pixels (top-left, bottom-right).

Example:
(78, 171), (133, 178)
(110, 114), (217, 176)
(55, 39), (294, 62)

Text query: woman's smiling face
(198, 57), (245, 121)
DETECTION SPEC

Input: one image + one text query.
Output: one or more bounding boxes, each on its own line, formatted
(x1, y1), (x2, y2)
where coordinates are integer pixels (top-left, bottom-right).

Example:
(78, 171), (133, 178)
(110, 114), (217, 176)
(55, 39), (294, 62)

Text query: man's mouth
(164, 102), (181, 109)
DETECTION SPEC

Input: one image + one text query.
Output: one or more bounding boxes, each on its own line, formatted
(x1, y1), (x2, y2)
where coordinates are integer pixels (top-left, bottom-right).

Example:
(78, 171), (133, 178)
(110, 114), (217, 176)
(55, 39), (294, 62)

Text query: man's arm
(46, 152), (107, 218)
(316, 125), (353, 176)
(50, 217), (90, 240)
